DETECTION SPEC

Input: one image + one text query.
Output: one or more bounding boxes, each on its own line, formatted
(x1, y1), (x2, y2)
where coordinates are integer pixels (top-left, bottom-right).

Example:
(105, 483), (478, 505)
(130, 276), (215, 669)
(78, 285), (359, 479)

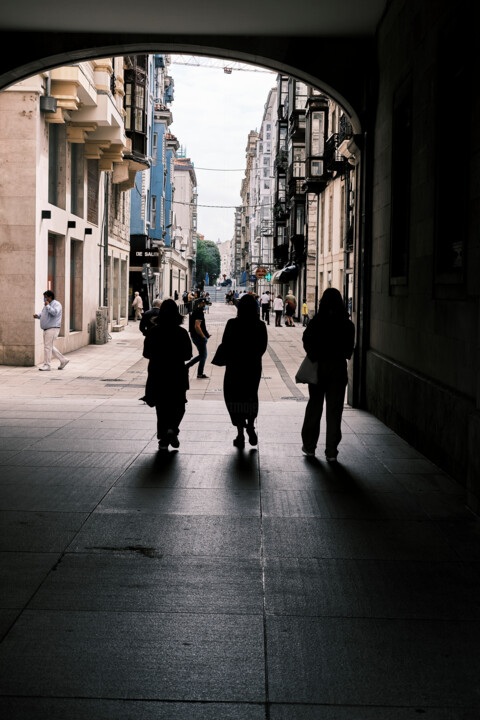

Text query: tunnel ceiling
(1, 0), (387, 36)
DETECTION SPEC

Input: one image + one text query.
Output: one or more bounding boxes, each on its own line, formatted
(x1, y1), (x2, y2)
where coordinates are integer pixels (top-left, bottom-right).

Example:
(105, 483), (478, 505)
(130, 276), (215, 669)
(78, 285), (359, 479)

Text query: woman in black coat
(301, 288), (355, 461)
(220, 294), (268, 448)
(142, 299), (192, 451)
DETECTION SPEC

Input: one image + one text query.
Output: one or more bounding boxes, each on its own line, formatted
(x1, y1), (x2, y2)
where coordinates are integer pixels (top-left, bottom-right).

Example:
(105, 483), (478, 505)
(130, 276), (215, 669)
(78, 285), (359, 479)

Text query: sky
(169, 60), (276, 245)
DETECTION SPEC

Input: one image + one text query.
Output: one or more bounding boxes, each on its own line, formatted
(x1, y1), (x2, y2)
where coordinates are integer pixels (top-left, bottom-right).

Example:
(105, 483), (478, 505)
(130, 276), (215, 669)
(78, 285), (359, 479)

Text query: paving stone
(31, 437), (150, 453)
(266, 616), (480, 707)
(97, 486), (260, 516)
(0, 699), (266, 720)
(263, 517), (458, 560)
(0, 484), (109, 512)
(260, 467), (406, 494)
(0, 426), (59, 439)
(392, 472), (465, 495)
(68, 514), (262, 558)
(270, 705), (479, 719)
(29, 553), (263, 615)
(3, 450), (137, 469)
(0, 610), (265, 702)
(119, 452), (259, 489)
(261, 489), (427, 519)
(0, 552), (60, 607)
(0, 511), (88, 552)
(0, 466), (121, 487)
(0, 609), (21, 638)
(264, 558), (480, 620)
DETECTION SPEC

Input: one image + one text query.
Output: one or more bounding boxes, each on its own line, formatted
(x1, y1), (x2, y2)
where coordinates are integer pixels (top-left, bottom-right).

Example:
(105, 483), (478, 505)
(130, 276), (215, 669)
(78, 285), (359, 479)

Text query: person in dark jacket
(220, 293), (268, 448)
(139, 298), (162, 336)
(141, 299), (192, 451)
(301, 288), (355, 461)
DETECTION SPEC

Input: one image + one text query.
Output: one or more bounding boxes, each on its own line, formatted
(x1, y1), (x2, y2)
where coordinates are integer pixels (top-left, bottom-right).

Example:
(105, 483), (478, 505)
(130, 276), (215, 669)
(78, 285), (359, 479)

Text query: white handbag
(295, 355), (318, 384)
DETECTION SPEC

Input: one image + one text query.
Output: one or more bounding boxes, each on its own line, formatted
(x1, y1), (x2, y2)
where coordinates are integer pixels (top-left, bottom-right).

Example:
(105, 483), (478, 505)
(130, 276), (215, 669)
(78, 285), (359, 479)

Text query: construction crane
(171, 55), (274, 75)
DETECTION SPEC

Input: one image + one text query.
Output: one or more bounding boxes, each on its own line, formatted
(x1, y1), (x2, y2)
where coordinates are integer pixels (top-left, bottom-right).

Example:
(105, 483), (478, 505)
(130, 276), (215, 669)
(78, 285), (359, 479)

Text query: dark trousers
(187, 335), (207, 375)
(155, 402), (186, 441)
(275, 310), (282, 326)
(261, 304), (270, 324)
(301, 376), (347, 457)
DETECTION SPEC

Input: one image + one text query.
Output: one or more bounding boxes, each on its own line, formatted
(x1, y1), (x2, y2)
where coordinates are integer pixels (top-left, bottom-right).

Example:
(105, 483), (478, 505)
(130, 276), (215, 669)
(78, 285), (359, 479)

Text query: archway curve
(0, 35), (372, 134)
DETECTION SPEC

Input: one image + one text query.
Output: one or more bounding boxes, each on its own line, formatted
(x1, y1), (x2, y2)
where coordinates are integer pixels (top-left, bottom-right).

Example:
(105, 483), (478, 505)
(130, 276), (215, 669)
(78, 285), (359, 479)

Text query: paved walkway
(0, 304), (479, 718)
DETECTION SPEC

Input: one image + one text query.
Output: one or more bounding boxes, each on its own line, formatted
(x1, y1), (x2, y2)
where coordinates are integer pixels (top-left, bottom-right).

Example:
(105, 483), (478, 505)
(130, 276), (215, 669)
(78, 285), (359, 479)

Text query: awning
(271, 265), (298, 283)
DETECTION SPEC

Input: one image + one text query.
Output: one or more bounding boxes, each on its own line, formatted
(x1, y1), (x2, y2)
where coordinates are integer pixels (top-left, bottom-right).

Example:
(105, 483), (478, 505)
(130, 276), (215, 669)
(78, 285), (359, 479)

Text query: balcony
(288, 111), (306, 140)
(324, 134), (347, 175)
(274, 150), (288, 174)
(274, 201), (289, 221)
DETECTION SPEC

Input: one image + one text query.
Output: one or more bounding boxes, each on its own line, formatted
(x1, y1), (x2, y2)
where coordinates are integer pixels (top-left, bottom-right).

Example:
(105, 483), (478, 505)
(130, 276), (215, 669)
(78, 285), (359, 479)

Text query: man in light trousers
(33, 290), (69, 371)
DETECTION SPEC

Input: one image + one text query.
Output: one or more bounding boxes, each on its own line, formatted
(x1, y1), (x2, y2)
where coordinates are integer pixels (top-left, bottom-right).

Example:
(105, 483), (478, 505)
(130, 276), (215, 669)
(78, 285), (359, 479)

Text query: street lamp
(303, 93), (329, 312)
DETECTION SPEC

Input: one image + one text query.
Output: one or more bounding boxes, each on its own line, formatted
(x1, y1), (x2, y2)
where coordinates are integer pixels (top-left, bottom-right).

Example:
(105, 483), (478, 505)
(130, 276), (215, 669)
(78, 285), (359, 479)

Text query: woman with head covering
(141, 298), (192, 451)
(220, 293), (268, 448)
(301, 288), (355, 461)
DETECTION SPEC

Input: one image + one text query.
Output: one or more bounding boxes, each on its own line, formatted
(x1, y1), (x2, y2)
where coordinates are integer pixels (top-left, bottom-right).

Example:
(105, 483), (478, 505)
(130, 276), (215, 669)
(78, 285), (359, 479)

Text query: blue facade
(130, 54), (174, 245)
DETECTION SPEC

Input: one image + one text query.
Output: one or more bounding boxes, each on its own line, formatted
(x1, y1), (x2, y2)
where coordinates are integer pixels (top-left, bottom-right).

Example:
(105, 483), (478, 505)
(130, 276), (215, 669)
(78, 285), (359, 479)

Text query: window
(340, 184), (345, 249)
(70, 239), (83, 331)
(328, 187), (334, 252)
(48, 234), (57, 293)
(70, 143), (84, 217)
(48, 124), (66, 209)
(295, 204), (305, 235)
(87, 160), (99, 225)
(390, 76), (412, 281)
(151, 196), (157, 229)
(153, 132), (158, 161)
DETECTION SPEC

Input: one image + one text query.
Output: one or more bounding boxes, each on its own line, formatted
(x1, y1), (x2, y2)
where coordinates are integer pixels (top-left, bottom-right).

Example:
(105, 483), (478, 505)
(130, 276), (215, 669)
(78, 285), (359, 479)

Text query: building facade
(128, 55), (192, 306)
(249, 88), (277, 295)
(173, 155), (198, 291)
(0, 58), (136, 364)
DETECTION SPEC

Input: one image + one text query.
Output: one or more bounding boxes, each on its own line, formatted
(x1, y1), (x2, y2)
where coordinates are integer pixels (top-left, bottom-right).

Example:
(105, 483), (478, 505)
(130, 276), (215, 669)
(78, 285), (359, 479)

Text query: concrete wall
(368, 0), (480, 508)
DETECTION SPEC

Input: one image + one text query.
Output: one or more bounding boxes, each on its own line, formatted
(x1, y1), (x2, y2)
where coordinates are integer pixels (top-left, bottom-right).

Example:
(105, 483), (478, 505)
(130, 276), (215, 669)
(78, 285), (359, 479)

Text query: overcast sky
(169, 60), (276, 245)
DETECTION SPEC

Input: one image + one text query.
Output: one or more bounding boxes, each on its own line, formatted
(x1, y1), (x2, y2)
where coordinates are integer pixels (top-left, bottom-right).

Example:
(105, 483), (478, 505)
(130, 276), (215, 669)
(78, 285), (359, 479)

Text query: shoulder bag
(295, 355), (318, 384)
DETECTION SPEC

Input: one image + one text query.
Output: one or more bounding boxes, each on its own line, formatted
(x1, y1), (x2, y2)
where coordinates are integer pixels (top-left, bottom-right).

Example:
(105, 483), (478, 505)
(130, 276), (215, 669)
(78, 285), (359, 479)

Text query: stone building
(0, 58), (137, 364)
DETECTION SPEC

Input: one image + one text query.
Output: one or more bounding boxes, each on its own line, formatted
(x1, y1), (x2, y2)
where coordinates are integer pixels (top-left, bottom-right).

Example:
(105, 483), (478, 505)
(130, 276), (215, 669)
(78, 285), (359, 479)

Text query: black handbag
(211, 343), (228, 366)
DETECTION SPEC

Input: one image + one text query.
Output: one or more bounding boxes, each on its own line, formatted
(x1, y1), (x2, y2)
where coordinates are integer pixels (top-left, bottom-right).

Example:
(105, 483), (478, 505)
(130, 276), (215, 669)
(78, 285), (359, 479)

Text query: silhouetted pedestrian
(220, 294), (268, 448)
(186, 297), (210, 378)
(141, 299), (192, 451)
(301, 288), (355, 461)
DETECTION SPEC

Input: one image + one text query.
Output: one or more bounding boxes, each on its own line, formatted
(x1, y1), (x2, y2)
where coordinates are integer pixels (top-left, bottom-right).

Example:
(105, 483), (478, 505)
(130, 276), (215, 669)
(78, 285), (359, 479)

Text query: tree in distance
(195, 238), (221, 286)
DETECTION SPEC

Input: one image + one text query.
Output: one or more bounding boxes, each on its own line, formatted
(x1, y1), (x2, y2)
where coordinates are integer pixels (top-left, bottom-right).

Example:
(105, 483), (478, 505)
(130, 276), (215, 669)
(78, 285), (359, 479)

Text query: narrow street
(0, 304), (479, 718)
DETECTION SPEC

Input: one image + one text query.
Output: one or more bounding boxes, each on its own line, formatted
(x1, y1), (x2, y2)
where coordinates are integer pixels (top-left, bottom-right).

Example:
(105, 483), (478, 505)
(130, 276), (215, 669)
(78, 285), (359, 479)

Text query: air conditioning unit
(95, 307), (109, 345)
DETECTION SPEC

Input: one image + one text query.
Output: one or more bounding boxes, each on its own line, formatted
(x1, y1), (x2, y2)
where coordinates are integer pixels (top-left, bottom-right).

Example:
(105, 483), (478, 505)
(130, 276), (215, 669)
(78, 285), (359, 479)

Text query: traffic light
(142, 263), (153, 283)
